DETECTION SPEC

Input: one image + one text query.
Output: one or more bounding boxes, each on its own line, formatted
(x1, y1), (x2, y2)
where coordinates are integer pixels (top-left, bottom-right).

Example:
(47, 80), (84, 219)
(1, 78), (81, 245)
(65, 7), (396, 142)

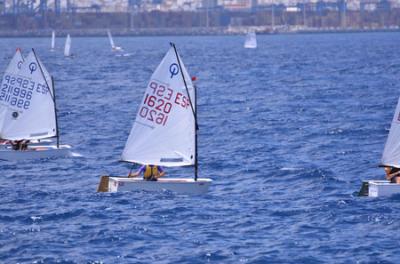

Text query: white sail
(107, 30), (116, 49)
(122, 47), (195, 167)
(2, 49), (24, 75)
(0, 49), (24, 137)
(244, 32), (257, 49)
(64, 34), (71, 57)
(382, 98), (400, 167)
(0, 50), (56, 140)
(51, 31), (55, 51)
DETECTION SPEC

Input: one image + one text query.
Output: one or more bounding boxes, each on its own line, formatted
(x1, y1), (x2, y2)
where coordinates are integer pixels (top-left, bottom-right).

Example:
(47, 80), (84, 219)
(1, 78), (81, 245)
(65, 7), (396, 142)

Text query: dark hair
(390, 167), (400, 174)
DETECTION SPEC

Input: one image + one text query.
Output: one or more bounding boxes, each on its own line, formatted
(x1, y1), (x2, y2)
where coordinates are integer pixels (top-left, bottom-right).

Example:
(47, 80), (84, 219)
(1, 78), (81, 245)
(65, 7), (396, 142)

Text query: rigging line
(31, 48), (56, 102)
(170, 42), (198, 129)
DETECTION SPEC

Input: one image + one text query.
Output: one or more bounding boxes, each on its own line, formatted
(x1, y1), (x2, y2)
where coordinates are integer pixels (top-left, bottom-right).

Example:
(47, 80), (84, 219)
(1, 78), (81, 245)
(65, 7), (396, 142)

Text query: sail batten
(121, 47), (195, 167)
(382, 98), (400, 167)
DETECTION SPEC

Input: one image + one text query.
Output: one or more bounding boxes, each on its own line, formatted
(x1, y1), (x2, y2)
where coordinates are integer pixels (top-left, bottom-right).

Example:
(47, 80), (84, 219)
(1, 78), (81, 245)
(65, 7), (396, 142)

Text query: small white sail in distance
(51, 30), (55, 51)
(382, 98), (400, 168)
(0, 50), (56, 140)
(244, 31), (257, 49)
(122, 46), (195, 167)
(107, 29), (123, 52)
(64, 34), (71, 57)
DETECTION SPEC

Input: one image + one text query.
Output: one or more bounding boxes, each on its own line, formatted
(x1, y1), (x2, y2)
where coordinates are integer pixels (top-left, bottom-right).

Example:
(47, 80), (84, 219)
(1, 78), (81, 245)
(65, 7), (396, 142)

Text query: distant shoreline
(1, 26), (399, 37)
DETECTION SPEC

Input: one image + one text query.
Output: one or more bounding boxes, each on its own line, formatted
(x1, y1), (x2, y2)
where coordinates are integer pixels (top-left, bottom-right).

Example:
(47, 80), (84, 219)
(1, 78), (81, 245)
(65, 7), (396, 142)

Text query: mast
(31, 48), (59, 147)
(170, 43), (198, 181)
(194, 80), (198, 181)
(52, 77), (60, 148)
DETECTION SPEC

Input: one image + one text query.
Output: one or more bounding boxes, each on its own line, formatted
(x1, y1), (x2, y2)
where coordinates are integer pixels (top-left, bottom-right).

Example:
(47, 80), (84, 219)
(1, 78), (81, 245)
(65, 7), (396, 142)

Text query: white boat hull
(98, 176), (212, 195)
(0, 144), (72, 161)
(359, 180), (400, 197)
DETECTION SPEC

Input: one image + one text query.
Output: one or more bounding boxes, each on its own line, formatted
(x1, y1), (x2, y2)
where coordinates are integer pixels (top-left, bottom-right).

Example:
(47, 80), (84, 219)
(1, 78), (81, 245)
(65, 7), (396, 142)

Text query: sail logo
(29, 62), (37, 74)
(169, 63), (179, 78)
(17, 61), (23, 69)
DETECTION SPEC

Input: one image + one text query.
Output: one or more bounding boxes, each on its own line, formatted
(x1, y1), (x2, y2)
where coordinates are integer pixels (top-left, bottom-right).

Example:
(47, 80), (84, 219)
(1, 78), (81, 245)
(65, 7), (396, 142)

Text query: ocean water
(0, 32), (400, 263)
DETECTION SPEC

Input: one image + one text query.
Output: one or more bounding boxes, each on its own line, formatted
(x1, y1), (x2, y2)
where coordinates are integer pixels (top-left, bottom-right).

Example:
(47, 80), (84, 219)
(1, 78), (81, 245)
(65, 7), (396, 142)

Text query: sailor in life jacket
(384, 166), (400, 184)
(128, 164), (165, 181)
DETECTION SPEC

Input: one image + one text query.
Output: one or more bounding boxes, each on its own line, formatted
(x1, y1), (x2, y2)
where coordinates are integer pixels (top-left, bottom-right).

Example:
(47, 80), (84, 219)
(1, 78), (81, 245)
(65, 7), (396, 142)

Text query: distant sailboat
(0, 49), (72, 160)
(50, 30), (55, 51)
(97, 43), (212, 194)
(244, 31), (257, 49)
(107, 30), (123, 52)
(64, 34), (72, 57)
(359, 98), (400, 197)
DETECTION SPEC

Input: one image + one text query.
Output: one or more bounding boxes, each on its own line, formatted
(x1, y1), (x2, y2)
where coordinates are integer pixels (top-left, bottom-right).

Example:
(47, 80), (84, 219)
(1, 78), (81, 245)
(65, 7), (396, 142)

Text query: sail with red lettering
(0, 50), (56, 140)
(122, 47), (195, 167)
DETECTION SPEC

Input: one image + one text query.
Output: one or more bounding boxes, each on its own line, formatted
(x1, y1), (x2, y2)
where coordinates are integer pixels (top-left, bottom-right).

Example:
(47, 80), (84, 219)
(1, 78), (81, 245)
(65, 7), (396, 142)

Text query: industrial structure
(0, 0), (398, 34)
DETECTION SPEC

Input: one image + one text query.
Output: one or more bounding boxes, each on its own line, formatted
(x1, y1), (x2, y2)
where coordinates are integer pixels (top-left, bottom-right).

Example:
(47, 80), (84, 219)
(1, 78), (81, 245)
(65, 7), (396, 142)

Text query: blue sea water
(0, 32), (400, 263)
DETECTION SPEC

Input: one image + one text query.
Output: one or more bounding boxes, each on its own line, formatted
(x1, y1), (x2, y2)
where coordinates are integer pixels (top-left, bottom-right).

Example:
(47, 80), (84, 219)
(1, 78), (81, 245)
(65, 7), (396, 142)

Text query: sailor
(11, 140), (23, 150)
(10, 139), (29, 151)
(384, 166), (400, 184)
(128, 164), (165, 181)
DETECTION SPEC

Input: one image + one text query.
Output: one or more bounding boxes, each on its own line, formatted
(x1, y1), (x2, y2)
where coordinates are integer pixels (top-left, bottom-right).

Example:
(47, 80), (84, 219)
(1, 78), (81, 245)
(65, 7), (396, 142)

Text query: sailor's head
(385, 166), (400, 175)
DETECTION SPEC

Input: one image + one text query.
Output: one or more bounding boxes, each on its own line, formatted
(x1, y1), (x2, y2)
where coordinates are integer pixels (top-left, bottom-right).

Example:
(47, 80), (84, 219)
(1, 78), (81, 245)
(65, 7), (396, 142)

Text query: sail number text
(0, 74), (50, 110)
(138, 80), (191, 126)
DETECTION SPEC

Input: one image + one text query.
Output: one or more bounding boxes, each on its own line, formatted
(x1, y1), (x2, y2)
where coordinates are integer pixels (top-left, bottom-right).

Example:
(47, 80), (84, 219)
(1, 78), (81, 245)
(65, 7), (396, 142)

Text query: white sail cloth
(107, 30), (116, 49)
(244, 32), (257, 49)
(122, 47), (196, 167)
(382, 98), (400, 168)
(51, 31), (55, 50)
(0, 50), (56, 140)
(64, 34), (71, 57)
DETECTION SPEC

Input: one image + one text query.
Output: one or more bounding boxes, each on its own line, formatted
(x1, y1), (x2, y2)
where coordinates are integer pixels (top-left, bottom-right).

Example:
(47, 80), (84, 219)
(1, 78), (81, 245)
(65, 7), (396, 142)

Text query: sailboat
(244, 31), (257, 49)
(97, 43), (212, 194)
(359, 98), (400, 197)
(64, 34), (72, 57)
(50, 30), (55, 51)
(0, 48), (72, 161)
(107, 30), (123, 52)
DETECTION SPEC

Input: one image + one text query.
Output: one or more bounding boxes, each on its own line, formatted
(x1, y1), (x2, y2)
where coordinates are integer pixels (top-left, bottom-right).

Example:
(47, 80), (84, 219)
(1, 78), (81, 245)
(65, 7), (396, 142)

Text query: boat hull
(359, 180), (400, 197)
(0, 144), (72, 161)
(98, 176), (212, 195)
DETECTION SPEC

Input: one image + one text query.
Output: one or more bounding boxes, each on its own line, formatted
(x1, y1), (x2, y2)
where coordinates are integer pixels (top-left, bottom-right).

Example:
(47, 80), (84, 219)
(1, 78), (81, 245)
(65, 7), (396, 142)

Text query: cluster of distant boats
(53, 29), (256, 57)
(50, 29), (124, 57)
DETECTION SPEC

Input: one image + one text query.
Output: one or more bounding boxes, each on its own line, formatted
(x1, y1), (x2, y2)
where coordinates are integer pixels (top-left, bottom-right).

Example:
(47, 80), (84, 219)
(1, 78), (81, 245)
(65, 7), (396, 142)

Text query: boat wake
(280, 167), (303, 171)
(70, 151), (83, 157)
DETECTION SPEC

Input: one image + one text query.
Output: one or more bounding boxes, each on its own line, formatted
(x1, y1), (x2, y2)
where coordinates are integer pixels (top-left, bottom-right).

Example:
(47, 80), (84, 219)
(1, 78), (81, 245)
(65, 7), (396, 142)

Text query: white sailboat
(0, 49), (72, 161)
(107, 30), (123, 52)
(64, 34), (72, 57)
(98, 43), (212, 194)
(244, 31), (257, 49)
(359, 98), (400, 197)
(50, 30), (55, 51)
